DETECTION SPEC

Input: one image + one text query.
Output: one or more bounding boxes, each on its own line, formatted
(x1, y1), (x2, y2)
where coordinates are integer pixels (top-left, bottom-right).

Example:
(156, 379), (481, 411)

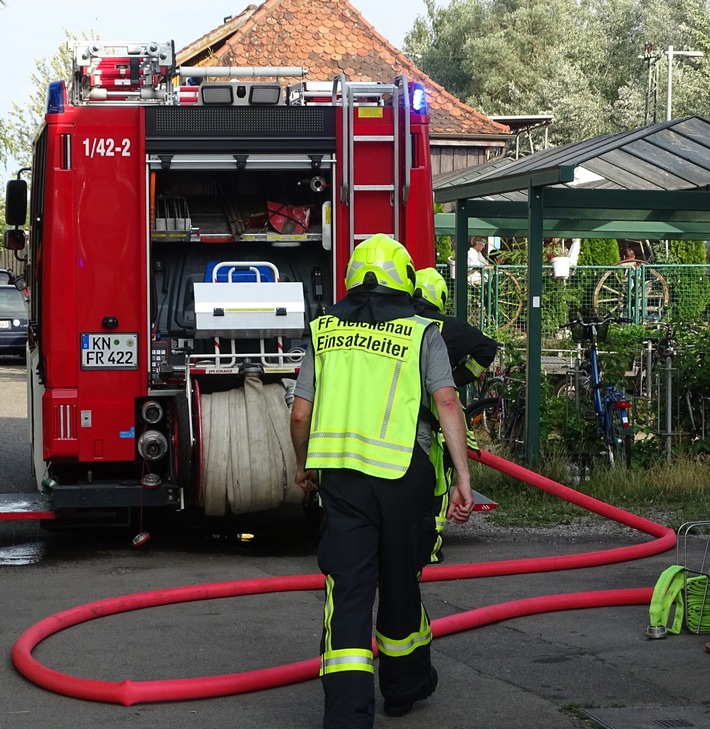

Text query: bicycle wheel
(466, 397), (505, 450)
(554, 376), (576, 399)
(607, 407), (633, 468)
(593, 269), (631, 317)
(477, 376), (506, 402)
(641, 268), (670, 321)
(505, 398), (526, 455)
(491, 270), (524, 331)
(593, 267), (670, 321)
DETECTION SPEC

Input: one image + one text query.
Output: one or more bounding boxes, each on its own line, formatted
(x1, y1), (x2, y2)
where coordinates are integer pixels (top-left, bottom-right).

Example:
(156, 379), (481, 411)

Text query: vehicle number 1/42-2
(81, 333), (138, 369)
(82, 138), (131, 158)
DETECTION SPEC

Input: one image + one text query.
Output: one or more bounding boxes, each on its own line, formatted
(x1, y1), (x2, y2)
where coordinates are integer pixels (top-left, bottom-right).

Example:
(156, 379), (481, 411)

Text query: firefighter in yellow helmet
(290, 234), (473, 728)
(414, 266), (497, 563)
(414, 267), (497, 387)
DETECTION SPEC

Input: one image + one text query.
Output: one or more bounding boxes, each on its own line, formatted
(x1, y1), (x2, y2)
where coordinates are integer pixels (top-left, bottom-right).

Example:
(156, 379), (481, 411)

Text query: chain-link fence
(439, 262), (710, 337)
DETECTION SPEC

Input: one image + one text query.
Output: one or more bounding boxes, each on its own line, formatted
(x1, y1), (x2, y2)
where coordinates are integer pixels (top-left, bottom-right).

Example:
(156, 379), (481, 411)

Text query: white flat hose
(201, 379), (300, 516)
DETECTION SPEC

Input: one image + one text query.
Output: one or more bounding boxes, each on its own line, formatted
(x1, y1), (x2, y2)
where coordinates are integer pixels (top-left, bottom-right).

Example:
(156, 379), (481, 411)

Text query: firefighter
(290, 234), (473, 728)
(414, 266), (498, 388)
(413, 266), (497, 562)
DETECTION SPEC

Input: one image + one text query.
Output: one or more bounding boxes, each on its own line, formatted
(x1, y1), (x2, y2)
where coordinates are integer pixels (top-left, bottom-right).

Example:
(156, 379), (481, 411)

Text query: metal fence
(439, 263), (710, 337)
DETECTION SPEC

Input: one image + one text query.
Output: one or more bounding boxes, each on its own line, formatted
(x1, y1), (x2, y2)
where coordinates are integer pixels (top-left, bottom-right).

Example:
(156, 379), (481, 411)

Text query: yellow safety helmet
(415, 267), (447, 312)
(344, 234), (416, 295)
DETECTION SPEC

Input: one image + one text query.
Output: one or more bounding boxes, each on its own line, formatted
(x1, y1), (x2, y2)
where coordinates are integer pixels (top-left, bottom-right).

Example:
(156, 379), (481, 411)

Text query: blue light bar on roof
(409, 82), (428, 114)
(46, 81), (66, 114)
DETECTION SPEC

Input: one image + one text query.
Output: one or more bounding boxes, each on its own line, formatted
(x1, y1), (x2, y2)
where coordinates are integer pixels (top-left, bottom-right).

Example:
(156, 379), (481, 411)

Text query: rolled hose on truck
(12, 448), (675, 706)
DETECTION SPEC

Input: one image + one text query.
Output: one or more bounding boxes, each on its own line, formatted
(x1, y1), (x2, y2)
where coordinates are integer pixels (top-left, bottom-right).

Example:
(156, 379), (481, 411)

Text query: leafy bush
(653, 239), (707, 264)
(577, 238), (620, 266)
(433, 202), (452, 263)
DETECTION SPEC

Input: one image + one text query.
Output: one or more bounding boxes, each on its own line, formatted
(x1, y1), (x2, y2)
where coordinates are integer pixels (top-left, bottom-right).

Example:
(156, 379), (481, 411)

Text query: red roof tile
(177, 0), (509, 138)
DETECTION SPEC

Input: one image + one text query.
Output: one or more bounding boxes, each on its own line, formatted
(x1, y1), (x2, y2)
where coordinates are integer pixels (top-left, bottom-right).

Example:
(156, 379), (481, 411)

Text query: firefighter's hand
(447, 480), (473, 523)
(296, 467), (316, 495)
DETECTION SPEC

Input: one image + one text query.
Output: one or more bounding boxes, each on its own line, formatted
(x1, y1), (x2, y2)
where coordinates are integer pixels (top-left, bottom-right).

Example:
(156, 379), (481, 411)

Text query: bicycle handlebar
(559, 314), (631, 329)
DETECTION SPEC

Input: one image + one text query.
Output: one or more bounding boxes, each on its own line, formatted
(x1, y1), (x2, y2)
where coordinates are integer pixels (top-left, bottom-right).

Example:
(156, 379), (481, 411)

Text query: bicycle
(465, 362), (526, 455)
(560, 310), (633, 467)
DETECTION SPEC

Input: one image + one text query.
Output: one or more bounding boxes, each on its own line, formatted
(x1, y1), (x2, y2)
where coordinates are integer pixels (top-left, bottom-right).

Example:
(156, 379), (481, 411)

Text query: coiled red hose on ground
(12, 448), (675, 706)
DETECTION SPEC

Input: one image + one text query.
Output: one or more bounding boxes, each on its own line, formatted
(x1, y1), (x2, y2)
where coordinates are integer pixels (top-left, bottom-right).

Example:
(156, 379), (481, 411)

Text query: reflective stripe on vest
(307, 314), (430, 479)
(320, 648), (374, 676)
(375, 605), (431, 657)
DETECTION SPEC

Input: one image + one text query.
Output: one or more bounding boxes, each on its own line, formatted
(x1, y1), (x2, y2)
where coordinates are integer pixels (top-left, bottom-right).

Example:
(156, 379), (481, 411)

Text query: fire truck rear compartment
(143, 165), (330, 518)
(150, 168), (331, 348)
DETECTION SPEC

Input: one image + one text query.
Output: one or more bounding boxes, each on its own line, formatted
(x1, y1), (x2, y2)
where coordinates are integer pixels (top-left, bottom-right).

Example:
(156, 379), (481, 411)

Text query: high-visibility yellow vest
(306, 313), (431, 479)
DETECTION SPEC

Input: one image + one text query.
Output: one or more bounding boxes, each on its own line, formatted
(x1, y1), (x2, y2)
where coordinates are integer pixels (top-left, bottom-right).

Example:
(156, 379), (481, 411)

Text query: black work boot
(383, 667), (438, 717)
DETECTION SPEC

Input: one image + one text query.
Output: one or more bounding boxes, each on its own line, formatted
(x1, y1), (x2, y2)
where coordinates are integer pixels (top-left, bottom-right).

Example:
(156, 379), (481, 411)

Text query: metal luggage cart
(676, 521), (710, 634)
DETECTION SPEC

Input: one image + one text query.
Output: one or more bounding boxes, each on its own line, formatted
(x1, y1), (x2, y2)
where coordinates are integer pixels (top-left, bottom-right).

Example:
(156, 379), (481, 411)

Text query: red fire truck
(2, 40), (438, 527)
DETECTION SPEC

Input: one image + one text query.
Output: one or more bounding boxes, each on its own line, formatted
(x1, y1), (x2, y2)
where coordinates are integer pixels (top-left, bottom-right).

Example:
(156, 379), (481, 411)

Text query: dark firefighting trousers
(317, 445), (437, 729)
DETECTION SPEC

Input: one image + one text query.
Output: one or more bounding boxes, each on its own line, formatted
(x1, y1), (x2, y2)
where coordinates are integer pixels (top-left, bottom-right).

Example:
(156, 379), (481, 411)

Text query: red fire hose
(12, 448), (675, 705)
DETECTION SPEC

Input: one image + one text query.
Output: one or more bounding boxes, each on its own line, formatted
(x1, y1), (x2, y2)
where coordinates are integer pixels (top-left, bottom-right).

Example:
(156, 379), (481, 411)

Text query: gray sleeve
(293, 345), (315, 402)
(415, 325), (455, 453)
(421, 325), (455, 395)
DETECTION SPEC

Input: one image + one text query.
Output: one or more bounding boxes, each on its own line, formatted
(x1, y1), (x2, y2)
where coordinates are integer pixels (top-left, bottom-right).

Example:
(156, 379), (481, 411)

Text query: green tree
(433, 202), (452, 263)
(0, 117), (7, 229)
(4, 35), (74, 172)
(405, 0), (710, 146)
(2, 32), (78, 240)
(578, 239), (620, 266)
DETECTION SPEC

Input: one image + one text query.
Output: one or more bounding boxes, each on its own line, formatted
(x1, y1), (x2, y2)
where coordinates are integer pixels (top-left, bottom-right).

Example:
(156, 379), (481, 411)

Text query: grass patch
(560, 702), (601, 723)
(471, 452), (710, 529)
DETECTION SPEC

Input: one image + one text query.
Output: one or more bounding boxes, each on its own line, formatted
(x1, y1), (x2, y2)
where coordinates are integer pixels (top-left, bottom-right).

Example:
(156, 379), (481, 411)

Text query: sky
(0, 0), (436, 133)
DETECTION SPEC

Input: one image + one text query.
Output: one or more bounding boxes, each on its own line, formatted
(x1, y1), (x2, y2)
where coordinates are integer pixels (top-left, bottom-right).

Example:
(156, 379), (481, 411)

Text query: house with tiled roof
(176, 0), (511, 176)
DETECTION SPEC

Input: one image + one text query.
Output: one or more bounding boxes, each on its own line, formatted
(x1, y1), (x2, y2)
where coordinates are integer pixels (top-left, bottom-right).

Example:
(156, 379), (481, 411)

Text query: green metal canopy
(431, 115), (710, 462)
(434, 115), (710, 240)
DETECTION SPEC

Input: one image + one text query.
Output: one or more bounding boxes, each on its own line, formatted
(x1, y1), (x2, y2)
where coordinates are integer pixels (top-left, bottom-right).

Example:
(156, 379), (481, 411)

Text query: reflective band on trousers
(375, 606), (431, 657)
(320, 648), (374, 676)
(323, 574), (335, 654)
(320, 575), (375, 675)
(307, 314), (430, 479)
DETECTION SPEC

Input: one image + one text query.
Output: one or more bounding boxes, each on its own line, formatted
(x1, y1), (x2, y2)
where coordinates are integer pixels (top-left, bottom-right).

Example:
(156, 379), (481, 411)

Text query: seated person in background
(467, 236), (489, 285)
(616, 247), (639, 267)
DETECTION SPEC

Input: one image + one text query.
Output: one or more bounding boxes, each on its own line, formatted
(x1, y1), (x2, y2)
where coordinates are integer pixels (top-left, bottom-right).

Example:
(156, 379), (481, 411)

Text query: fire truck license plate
(81, 333), (138, 369)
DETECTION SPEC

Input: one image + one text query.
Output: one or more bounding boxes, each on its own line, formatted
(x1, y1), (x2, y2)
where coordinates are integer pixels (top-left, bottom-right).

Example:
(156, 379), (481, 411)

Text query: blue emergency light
(46, 81), (66, 114)
(410, 83), (428, 114)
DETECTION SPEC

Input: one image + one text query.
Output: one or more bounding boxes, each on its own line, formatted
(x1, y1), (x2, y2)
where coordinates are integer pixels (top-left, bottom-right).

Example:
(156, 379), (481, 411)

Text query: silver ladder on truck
(332, 74), (412, 253)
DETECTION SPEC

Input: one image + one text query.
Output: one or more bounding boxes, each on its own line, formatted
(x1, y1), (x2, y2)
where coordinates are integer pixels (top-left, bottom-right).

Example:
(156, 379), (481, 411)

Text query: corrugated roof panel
(434, 155), (515, 189)
(434, 116), (710, 198)
(646, 128), (710, 168)
(670, 115), (710, 147)
(617, 139), (710, 187)
(600, 147), (696, 188)
(584, 157), (666, 190)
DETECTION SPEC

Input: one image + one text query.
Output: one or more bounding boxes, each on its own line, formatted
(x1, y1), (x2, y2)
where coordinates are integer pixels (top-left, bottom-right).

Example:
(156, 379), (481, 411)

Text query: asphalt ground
(1, 357), (709, 729)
